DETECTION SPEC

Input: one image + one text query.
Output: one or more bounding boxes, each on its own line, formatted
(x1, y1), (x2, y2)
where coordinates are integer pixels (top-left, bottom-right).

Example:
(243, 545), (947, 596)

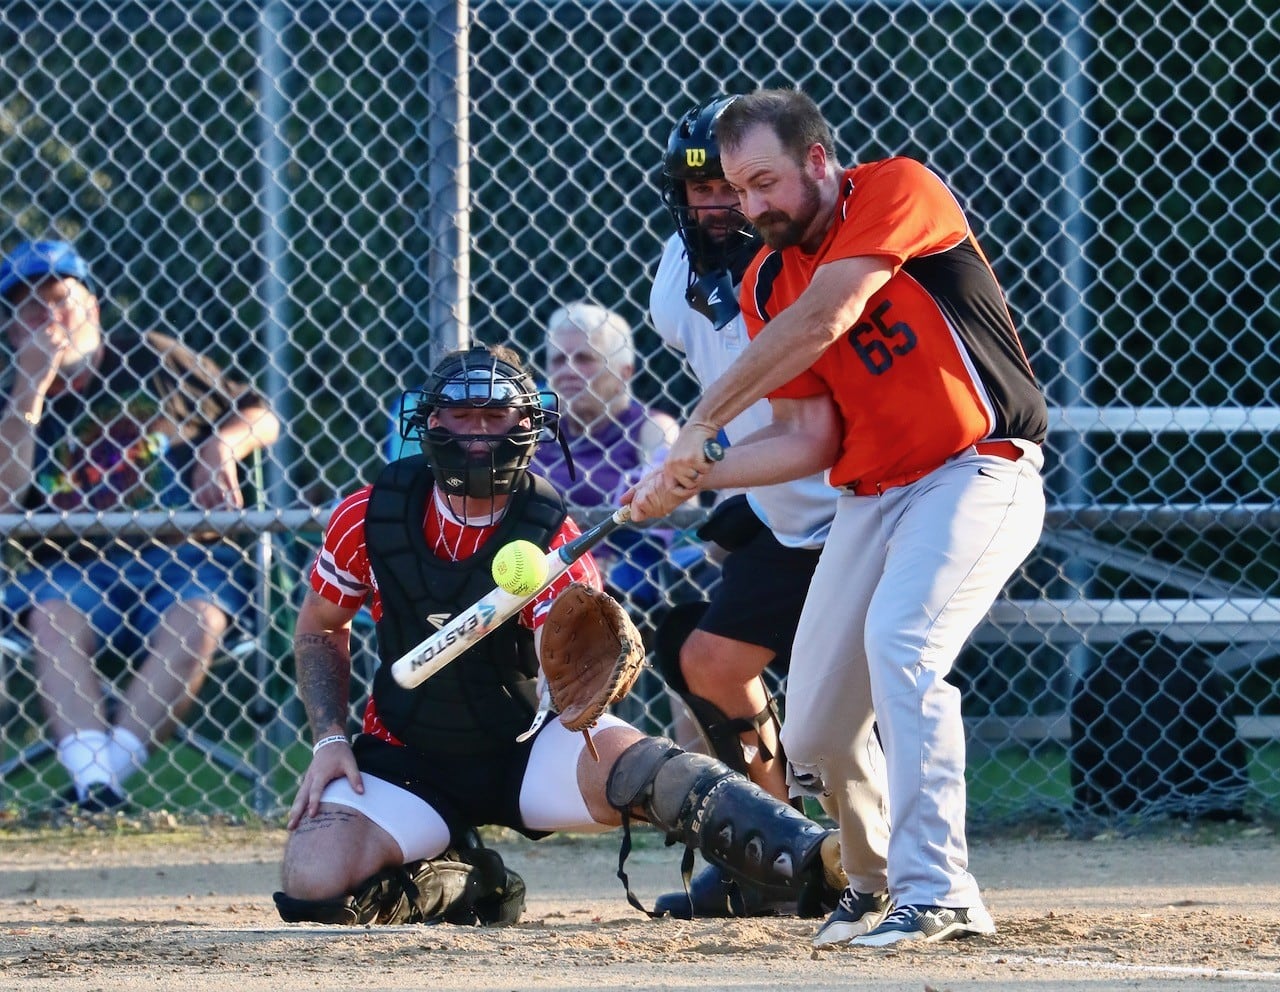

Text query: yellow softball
(492, 540), (549, 596)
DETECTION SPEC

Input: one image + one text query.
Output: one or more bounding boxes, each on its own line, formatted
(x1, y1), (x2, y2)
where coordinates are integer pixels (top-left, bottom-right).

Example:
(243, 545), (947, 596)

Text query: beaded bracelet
(312, 734), (349, 754)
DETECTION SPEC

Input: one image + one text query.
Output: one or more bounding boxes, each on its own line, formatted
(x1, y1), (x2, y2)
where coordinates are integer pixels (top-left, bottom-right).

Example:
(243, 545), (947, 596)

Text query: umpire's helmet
(660, 94), (757, 326)
(401, 345), (560, 499)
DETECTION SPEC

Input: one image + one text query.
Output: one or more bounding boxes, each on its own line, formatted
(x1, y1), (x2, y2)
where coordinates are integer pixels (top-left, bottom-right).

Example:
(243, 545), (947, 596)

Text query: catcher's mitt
(540, 582), (645, 732)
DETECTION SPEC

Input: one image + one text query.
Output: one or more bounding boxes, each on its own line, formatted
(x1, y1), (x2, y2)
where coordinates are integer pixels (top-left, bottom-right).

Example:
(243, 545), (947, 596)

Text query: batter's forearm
(707, 433), (835, 490)
(694, 256), (893, 430)
(698, 395), (841, 491)
(690, 337), (816, 431)
(294, 632), (354, 739)
(690, 307), (845, 431)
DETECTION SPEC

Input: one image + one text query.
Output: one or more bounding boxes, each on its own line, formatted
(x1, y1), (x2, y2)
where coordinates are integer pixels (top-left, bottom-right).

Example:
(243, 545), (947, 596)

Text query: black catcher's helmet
(400, 345), (561, 499)
(661, 96), (762, 328)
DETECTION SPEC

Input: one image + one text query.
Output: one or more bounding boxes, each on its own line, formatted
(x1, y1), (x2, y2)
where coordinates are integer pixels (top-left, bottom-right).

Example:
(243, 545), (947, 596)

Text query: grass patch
(6, 729), (1278, 831)
(965, 738), (1280, 830)
(967, 744), (1072, 814)
(1248, 739), (1280, 808)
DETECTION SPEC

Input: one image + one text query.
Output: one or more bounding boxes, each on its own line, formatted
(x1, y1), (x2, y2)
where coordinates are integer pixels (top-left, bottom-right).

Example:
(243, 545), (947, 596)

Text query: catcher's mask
(400, 345), (566, 500)
(661, 96), (762, 329)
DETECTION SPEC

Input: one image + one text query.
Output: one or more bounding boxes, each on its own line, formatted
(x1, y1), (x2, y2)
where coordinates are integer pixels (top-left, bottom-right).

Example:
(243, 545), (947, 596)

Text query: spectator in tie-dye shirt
(1, 239), (279, 814)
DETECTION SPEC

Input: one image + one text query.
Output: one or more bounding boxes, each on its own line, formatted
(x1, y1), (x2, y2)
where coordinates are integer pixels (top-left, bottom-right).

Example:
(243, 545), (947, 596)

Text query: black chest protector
(365, 456), (567, 754)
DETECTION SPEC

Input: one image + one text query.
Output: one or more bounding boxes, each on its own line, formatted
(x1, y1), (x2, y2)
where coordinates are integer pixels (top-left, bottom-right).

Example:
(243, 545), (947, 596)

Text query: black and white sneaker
(851, 903), (996, 946)
(812, 887), (892, 948)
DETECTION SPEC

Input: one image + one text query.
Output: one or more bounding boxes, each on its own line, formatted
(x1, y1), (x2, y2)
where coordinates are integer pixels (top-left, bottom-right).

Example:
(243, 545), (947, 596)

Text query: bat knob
(702, 439), (725, 462)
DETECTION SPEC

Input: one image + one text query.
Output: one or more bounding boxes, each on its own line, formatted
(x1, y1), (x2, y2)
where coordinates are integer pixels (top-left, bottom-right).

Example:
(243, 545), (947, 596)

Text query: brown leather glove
(540, 583), (645, 732)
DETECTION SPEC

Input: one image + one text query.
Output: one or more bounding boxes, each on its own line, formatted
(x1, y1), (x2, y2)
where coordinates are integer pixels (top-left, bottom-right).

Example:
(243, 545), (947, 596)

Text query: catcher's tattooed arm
(288, 589), (363, 829)
(294, 589), (358, 741)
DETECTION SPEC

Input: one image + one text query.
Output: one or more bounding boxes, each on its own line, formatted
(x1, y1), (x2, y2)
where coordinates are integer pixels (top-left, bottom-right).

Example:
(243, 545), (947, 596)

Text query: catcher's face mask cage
(661, 96), (761, 329)
(401, 346), (561, 499)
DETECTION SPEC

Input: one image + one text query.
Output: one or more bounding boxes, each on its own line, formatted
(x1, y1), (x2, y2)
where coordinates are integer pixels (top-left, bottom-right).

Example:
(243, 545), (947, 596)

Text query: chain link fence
(2, 0), (1277, 825)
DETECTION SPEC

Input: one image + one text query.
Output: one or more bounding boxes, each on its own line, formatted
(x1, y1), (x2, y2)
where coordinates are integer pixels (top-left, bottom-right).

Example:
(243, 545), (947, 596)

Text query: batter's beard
(755, 175), (823, 250)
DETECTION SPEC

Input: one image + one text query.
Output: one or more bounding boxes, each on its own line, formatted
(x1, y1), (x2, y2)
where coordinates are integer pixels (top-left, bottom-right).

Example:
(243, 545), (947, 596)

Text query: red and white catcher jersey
(310, 485), (601, 629)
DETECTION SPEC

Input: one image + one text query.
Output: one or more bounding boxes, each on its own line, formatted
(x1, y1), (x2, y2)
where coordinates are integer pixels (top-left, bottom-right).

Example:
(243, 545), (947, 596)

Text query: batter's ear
(805, 142), (827, 178)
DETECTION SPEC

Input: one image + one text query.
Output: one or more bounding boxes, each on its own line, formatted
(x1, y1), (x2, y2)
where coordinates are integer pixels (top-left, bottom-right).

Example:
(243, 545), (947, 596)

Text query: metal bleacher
(967, 404), (1280, 749)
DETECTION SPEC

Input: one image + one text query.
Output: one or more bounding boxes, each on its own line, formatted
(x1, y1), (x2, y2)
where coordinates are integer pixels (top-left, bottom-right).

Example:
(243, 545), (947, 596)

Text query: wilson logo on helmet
(685, 148), (707, 168)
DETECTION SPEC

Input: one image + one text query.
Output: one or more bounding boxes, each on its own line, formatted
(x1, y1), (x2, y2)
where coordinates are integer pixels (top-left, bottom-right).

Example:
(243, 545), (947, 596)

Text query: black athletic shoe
(653, 864), (797, 919)
(54, 784), (128, 814)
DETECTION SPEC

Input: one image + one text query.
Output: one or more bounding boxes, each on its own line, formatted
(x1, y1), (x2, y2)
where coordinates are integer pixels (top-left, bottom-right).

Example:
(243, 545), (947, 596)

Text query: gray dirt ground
(1, 821), (1278, 991)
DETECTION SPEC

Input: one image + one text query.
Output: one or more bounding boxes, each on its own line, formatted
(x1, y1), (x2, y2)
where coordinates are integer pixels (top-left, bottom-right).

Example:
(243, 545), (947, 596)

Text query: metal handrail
(4, 501), (1280, 540)
(0, 505), (715, 539)
(0, 508), (330, 539)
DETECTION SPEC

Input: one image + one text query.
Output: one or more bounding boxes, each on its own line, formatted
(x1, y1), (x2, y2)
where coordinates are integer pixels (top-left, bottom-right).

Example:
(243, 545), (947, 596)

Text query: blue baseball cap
(0, 240), (93, 300)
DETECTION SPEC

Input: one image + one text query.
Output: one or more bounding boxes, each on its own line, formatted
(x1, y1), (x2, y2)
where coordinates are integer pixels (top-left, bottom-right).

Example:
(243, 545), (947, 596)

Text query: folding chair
(0, 453), (287, 813)
(0, 579), (271, 787)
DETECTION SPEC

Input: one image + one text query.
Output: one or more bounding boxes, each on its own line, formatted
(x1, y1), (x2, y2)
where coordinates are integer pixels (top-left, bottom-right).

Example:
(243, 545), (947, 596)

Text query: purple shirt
(530, 399), (652, 508)
(531, 399), (682, 605)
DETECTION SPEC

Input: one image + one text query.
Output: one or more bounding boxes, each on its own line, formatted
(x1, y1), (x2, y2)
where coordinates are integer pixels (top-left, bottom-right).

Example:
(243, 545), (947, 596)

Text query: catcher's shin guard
(273, 846), (526, 926)
(606, 736), (837, 907)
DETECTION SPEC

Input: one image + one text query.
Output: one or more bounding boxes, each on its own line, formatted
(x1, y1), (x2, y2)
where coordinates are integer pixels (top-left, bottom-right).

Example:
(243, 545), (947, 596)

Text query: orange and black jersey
(742, 157), (1048, 492)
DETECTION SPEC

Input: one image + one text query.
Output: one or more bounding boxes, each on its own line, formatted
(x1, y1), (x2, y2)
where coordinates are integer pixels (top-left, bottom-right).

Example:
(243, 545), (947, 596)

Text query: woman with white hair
(531, 301), (681, 609)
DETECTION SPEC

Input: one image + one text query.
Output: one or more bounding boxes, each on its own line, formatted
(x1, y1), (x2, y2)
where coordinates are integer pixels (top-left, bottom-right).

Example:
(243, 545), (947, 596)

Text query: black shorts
(696, 526), (822, 666)
(351, 732), (552, 842)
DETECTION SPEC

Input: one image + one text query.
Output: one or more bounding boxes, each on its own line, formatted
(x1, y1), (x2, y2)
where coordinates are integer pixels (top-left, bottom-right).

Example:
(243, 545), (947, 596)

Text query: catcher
(274, 344), (842, 927)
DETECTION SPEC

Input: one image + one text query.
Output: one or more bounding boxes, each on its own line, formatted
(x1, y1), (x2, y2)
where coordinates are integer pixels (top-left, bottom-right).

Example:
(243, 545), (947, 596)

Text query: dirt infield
(1, 821), (1279, 991)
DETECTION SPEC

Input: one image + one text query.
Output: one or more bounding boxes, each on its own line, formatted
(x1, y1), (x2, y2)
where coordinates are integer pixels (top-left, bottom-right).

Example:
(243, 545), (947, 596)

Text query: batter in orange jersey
(627, 89), (1048, 949)
(743, 156), (1047, 493)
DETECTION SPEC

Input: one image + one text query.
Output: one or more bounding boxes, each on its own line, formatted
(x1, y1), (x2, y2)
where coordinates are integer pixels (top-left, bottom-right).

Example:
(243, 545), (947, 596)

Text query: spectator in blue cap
(1, 238), (280, 812)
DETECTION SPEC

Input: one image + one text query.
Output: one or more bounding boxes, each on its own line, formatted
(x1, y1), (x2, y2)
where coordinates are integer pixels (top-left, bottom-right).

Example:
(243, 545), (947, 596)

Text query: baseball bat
(390, 504), (633, 689)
